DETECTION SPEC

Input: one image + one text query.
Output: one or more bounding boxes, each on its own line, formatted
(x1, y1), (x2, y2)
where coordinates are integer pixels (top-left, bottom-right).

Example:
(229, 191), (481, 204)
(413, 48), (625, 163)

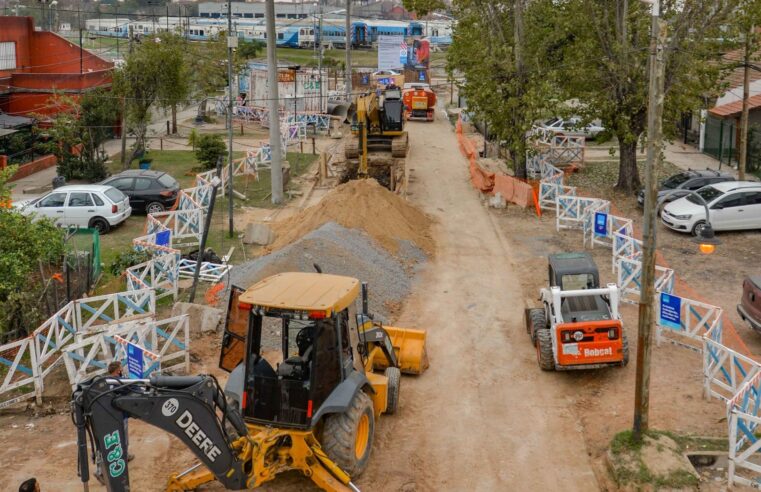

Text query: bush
(108, 249), (152, 277)
(195, 133), (227, 170)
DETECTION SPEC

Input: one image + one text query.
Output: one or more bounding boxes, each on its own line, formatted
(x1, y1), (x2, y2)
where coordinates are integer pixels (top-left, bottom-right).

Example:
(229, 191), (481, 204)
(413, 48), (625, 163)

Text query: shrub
(194, 133), (227, 170)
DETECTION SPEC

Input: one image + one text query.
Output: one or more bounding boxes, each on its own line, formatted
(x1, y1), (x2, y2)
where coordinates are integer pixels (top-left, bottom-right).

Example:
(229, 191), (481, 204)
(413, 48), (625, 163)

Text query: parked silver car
(540, 116), (605, 139)
(14, 185), (131, 234)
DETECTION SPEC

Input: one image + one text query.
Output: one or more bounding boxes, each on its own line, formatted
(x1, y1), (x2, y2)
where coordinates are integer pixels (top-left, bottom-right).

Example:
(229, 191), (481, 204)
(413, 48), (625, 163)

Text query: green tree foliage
(236, 39), (264, 61)
(117, 32), (189, 166)
(403, 0), (446, 17)
(528, 0), (736, 191)
(0, 210), (65, 340)
(38, 91), (118, 181)
(448, 0), (550, 177)
(195, 134), (227, 170)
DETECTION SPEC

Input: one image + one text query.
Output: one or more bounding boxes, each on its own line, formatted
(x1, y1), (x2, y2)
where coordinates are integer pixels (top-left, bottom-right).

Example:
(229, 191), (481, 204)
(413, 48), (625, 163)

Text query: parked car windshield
(661, 173), (691, 189)
(687, 185), (723, 205)
(544, 117), (561, 126)
(104, 188), (126, 203)
(157, 174), (178, 188)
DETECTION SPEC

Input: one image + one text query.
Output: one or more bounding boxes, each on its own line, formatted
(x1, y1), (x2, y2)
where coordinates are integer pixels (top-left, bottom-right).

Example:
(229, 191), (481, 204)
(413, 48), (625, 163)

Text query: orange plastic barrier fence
(456, 116), (541, 216)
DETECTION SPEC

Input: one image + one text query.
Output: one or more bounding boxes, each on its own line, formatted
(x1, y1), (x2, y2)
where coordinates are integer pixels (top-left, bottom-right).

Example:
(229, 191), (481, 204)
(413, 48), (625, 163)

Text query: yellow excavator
(72, 272), (427, 492)
(344, 89), (409, 191)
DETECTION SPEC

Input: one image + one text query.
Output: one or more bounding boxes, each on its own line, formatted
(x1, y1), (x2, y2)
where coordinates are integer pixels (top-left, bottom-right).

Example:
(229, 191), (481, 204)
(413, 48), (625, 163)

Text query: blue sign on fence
(126, 342), (144, 379)
(156, 230), (170, 247)
(594, 212), (608, 237)
(659, 293), (682, 330)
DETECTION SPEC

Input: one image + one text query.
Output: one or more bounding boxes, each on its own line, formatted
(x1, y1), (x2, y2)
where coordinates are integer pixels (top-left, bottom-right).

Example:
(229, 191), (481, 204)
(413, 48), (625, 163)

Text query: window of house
(0, 42), (17, 70)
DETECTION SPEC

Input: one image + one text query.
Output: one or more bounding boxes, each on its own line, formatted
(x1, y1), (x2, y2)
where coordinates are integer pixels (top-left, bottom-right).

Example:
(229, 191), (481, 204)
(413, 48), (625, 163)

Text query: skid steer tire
(322, 390), (375, 477)
(621, 334), (630, 367)
(528, 308), (546, 345)
(384, 367), (401, 414)
(536, 329), (555, 371)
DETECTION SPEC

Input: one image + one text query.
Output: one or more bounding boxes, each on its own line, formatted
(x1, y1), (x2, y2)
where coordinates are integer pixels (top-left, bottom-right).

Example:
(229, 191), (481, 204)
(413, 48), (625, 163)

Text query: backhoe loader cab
(219, 272), (427, 479)
(527, 253), (629, 371)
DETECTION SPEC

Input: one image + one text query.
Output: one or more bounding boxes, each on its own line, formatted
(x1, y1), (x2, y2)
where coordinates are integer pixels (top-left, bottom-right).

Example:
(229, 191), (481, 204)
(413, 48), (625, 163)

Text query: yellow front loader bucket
(373, 326), (429, 375)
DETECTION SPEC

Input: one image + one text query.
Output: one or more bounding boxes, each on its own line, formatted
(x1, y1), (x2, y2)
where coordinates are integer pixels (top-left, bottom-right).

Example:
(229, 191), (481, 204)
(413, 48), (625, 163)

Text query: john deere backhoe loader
(71, 272), (427, 492)
(344, 89), (409, 192)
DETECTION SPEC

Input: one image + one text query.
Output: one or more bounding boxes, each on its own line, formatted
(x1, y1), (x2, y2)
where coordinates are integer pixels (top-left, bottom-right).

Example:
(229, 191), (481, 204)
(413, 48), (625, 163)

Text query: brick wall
(6, 154), (57, 182)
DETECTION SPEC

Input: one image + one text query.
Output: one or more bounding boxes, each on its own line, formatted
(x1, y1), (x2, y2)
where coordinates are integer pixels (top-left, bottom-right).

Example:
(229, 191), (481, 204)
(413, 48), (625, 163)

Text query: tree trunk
(171, 104), (178, 135)
(615, 138), (641, 192)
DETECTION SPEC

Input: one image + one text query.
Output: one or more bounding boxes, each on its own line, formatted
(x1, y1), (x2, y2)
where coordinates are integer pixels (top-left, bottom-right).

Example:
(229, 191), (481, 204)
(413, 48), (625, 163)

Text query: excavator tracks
(391, 133), (409, 158)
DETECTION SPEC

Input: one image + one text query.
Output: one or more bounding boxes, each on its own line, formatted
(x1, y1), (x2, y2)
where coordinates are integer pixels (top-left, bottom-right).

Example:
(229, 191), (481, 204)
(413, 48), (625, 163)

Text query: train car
(85, 18), (131, 38)
(351, 19), (412, 46)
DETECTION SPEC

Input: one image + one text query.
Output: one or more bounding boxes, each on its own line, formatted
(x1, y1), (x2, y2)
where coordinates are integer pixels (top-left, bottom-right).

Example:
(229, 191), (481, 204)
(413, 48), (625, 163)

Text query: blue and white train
(84, 16), (454, 48)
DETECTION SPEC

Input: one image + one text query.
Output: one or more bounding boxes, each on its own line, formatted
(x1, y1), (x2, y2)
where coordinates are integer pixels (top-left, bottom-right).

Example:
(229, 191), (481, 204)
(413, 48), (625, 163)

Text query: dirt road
(358, 108), (598, 490)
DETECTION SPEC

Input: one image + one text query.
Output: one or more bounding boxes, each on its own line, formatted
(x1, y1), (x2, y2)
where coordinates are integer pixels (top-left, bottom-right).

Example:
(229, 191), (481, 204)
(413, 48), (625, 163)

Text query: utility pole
(739, 25), (753, 181)
(121, 24), (133, 167)
(227, 0), (236, 237)
(344, 0), (351, 101)
(633, 0), (666, 444)
(266, 0), (284, 204)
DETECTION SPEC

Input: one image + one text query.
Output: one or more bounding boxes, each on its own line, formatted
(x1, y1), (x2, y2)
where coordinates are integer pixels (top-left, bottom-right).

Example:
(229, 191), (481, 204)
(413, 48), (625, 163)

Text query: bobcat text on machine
(525, 252), (629, 371)
(71, 272), (427, 491)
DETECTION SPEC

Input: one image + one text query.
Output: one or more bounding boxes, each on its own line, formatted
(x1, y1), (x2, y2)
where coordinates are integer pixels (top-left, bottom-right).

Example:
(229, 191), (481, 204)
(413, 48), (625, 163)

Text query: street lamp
(656, 188), (722, 254)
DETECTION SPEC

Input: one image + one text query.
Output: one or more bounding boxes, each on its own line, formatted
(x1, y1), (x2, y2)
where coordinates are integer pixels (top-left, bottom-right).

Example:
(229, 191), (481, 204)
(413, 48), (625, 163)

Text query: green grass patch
(608, 430), (726, 490)
(96, 149), (318, 290)
(568, 159), (682, 195)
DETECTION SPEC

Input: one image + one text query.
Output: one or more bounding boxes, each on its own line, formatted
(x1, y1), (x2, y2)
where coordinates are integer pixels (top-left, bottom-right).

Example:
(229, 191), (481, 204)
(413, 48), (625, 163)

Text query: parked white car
(540, 116), (605, 139)
(661, 181), (761, 236)
(14, 185), (131, 234)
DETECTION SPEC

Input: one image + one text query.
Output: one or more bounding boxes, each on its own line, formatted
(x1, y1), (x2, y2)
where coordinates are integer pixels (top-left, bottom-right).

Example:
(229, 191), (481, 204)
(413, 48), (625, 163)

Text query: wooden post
(312, 137), (316, 155)
(319, 152), (328, 185)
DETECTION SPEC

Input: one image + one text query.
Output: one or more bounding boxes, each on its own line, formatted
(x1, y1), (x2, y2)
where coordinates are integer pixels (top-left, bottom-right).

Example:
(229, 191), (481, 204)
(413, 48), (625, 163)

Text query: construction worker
(107, 361), (135, 463)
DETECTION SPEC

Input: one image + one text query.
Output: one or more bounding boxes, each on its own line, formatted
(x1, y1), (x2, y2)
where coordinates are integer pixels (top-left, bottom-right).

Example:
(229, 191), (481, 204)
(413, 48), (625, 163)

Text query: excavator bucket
(373, 326), (429, 375)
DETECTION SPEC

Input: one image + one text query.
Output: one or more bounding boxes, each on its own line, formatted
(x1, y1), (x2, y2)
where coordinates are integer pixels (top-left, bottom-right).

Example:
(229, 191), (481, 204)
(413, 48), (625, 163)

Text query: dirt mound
(231, 222), (426, 327)
(269, 179), (434, 255)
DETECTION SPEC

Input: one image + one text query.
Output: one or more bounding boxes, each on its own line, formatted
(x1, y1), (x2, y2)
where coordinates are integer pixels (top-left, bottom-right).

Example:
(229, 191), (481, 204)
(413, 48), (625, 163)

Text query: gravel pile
(229, 222), (426, 323)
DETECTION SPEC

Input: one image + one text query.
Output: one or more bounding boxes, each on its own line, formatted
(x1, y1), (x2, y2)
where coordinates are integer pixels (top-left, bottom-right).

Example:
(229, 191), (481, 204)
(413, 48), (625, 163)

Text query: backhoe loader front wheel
(536, 328), (555, 371)
(384, 367), (401, 414)
(322, 390), (375, 477)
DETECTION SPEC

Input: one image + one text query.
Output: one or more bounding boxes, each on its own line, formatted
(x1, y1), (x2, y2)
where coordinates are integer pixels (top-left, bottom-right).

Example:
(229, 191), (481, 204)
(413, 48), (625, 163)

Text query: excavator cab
(219, 272), (428, 478)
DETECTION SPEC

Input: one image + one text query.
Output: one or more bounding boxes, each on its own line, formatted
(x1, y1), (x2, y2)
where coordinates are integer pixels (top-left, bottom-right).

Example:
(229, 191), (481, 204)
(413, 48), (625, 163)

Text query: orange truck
(526, 252), (629, 371)
(402, 83), (436, 121)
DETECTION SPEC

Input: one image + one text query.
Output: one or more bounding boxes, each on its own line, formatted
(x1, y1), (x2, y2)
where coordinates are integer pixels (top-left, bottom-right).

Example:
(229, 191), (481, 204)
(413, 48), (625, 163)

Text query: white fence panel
(556, 195), (605, 231)
(728, 370), (761, 487)
(703, 335), (761, 402)
(615, 257), (674, 304)
(0, 337), (38, 408)
(656, 297), (723, 350)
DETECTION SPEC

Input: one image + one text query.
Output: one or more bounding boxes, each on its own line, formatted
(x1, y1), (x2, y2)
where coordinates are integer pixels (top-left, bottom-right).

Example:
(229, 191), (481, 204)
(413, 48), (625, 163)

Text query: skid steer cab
(525, 252), (629, 371)
(219, 272), (428, 487)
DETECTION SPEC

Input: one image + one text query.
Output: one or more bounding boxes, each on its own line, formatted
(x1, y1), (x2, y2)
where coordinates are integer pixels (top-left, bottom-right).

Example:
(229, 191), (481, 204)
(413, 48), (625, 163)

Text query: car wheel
(146, 202), (166, 214)
(89, 217), (110, 234)
(691, 220), (707, 237)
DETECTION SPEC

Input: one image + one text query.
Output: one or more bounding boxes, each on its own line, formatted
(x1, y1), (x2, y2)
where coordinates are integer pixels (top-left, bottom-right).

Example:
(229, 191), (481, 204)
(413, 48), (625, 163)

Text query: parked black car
(101, 170), (180, 214)
(637, 169), (734, 208)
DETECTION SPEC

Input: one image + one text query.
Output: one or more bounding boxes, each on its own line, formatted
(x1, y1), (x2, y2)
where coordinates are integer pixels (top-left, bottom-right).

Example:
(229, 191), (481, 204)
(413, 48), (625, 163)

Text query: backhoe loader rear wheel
(528, 308), (546, 345)
(322, 390), (375, 477)
(536, 328), (555, 371)
(384, 367), (401, 414)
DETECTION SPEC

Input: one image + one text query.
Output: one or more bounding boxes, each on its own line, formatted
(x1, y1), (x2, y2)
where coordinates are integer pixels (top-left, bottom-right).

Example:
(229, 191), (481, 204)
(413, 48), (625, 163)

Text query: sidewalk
(9, 166), (57, 203)
(663, 141), (740, 178)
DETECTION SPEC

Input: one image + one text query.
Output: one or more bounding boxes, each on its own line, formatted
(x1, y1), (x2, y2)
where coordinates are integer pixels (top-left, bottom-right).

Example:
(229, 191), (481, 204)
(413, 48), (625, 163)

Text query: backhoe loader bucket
(373, 326), (429, 375)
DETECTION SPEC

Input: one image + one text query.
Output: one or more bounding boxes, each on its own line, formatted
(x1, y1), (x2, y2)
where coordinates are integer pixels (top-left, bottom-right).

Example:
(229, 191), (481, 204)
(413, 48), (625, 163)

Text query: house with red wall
(0, 16), (114, 117)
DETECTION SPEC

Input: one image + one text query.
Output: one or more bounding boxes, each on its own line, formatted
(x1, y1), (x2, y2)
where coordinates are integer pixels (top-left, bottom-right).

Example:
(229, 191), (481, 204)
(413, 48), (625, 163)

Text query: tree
(116, 33), (190, 166)
(153, 33), (192, 135)
(0, 208), (65, 340)
(447, 0), (551, 177)
(236, 39), (264, 61)
(38, 91), (118, 181)
(735, 1), (761, 180)
(403, 0), (446, 17)
(532, 0), (736, 192)
(195, 133), (227, 170)
(187, 34), (249, 118)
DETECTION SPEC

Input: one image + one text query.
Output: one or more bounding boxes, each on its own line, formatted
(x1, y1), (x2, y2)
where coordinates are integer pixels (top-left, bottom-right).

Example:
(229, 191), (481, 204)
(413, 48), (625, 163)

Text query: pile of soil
(269, 179), (435, 255)
(231, 222), (427, 325)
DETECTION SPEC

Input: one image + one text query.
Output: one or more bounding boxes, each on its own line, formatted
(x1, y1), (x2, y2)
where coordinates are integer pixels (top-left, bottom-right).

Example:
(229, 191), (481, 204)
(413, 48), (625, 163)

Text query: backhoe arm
(72, 374), (251, 492)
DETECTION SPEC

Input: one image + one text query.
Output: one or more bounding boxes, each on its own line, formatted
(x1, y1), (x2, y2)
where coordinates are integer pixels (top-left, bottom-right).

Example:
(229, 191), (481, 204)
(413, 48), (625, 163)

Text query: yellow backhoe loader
(72, 272), (427, 492)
